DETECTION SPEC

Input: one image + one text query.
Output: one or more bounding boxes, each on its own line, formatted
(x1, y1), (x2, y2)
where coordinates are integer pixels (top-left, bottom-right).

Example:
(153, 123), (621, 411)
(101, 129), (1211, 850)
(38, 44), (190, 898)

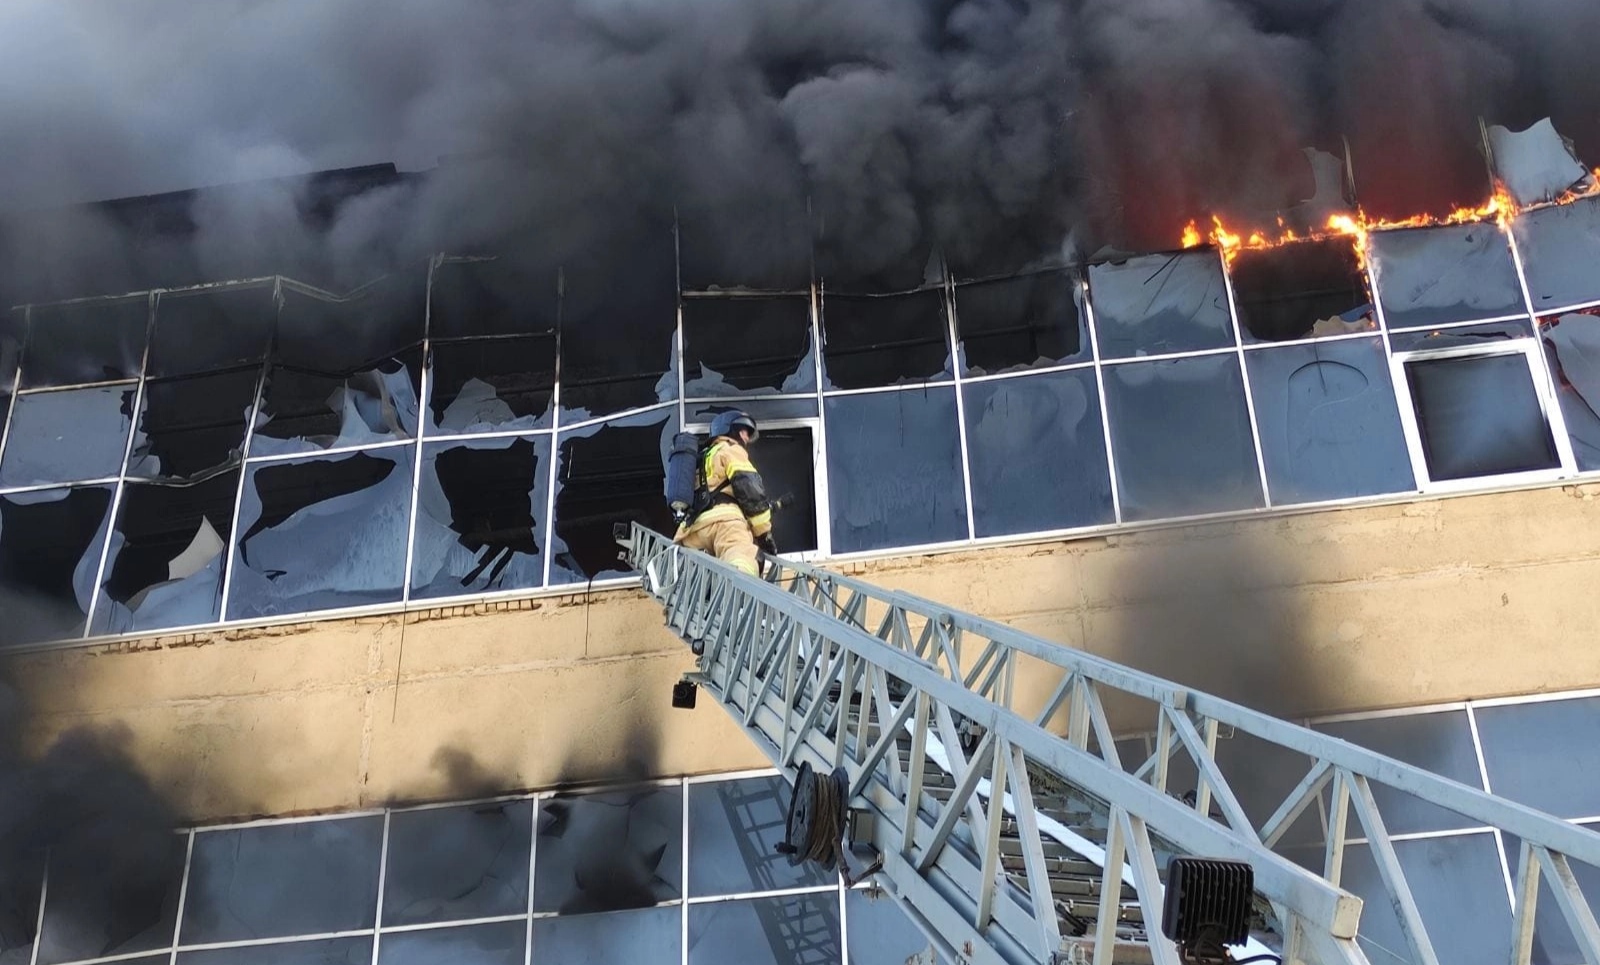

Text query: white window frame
(1389, 338), (1576, 494)
(682, 415), (830, 561)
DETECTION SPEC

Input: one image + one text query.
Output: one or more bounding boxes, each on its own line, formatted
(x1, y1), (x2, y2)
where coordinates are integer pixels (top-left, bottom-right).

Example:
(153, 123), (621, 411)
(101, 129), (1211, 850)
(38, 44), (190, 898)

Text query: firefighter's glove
(757, 533), (778, 558)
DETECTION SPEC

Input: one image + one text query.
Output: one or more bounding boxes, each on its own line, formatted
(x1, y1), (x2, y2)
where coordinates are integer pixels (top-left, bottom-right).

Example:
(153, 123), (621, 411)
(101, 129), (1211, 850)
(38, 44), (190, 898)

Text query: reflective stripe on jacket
(675, 436), (772, 538)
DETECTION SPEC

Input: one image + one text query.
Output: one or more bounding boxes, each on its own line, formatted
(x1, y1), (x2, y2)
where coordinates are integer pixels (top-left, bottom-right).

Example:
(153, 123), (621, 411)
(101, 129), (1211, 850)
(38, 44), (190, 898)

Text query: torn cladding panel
(1244, 338), (1415, 504)
(962, 368), (1113, 537)
(427, 258), (555, 435)
(820, 288), (953, 390)
(125, 371), (256, 480)
(226, 446), (413, 619)
(0, 486), (114, 647)
(532, 905), (680, 965)
(253, 279), (425, 456)
(1369, 223), (1524, 330)
(1229, 238), (1375, 343)
(21, 297), (148, 388)
(687, 893), (842, 965)
(146, 284), (273, 379)
(952, 267), (1089, 375)
(1087, 250), (1233, 358)
(1513, 195), (1600, 314)
(90, 470), (241, 635)
(548, 407), (676, 584)
(1102, 354), (1263, 520)
(1540, 310), (1600, 470)
(382, 801), (533, 927)
(180, 818), (383, 945)
(1489, 119), (1593, 208)
(534, 787), (682, 915)
(33, 838), (183, 965)
(0, 385), (133, 488)
(556, 231), (679, 421)
(410, 435), (550, 599)
(375, 920), (524, 965)
(824, 388), (966, 553)
(681, 296), (816, 397)
(1403, 352), (1559, 482)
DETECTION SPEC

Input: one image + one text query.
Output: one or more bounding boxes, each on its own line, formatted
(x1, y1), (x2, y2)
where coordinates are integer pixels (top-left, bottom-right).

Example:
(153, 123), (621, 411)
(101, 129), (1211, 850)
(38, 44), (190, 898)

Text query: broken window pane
(0, 487), (112, 647)
(22, 297), (149, 388)
(1244, 339), (1415, 504)
(954, 269), (1088, 375)
(558, 229), (679, 419)
(181, 816), (383, 944)
(821, 290), (951, 390)
(1088, 251), (1233, 359)
(687, 893), (842, 965)
(1387, 317), (1533, 353)
(428, 336), (554, 434)
(92, 472), (239, 635)
(35, 836), (183, 965)
(1102, 356), (1262, 521)
(846, 890), (943, 965)
(531, 904), (680, 965)
(126, 372), (256, 480)
(549, 408), (675, 585)
(0, 386), (133, 488)
(824, 389), (967, 553)
(429, 257), (558, 340)
(1335, 837), (1511, 965)
(963, 370), (1113, 537)
(1230, 239), (1376, 343)
(1541, 310), (1600, 471)
(179, 936), (372, 965)
(227, 447), (413, 619)
(383, 800), (533, 927)
(148, 286), (274, 379)
(1475, 697), (1600, 820)
(1403, 352), (1559, 482)
(412, 436), (549, 600)
(1515, 196), (1600, 314)
(1370, 224), (1523, 329)
(682, 297), (816, 397)
(278, 274), (425, 365)
(376, 921), (524, 965)
(533, 786), (682, 915)
(688, 777), (830, 898)
(1311, 712), (1482, 834)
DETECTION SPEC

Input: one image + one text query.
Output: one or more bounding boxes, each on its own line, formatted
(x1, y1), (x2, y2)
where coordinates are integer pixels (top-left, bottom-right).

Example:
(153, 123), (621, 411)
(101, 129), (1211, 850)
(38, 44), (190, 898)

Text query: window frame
(680, 416), (830, 562)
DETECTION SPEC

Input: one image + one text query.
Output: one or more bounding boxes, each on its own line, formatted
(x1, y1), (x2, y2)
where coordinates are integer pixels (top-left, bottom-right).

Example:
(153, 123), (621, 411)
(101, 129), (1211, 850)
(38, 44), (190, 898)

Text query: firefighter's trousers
(678, 518), (759, 576)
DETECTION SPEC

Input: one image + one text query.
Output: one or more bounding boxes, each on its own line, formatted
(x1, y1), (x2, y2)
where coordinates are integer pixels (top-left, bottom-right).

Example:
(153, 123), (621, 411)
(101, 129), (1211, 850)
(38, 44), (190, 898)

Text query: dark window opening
(1370, 224), (1522, 330)
(687, 399), (818, 425)
(677, 199), (812, 292)
(0, 386), (134, 488)
(558, 229), (679, 418)
(1230, 238), (1375, 343)
(429, 257), (559, 340)
(821, 290), (950, 390)
(278, 275), (425, 368)
(94, 472), (240, 634)
(682, 297), (813, 396)
(1513, 195), (1600, 313)
(824, 389), (967, 553)
(1102, 355), (1263, 520)
(253, 352), (420, 455)
(1543, 310), (1600, 471)
(749, 428), (818, 555)
(227, 449), (411, 619)
(1406, 353), (1560, 482)
(148, 286), (274, 379)
(0, 486), (113, 647)
(815, 228), (936, 295)
(22, 298), (148, 388)
(535, 787), (682, 915)
(954, 269), (1086, 374)
(412, 437), (548, 600)
(35, 834), (184, 965)
(1244, 339), (1414, 504)
(0, 872), (41, 965)
(551, 414), (673, 583)
(1088, 251), (1233, 358)
(428, 336), (554, 434)
(126, 371), (256, 480)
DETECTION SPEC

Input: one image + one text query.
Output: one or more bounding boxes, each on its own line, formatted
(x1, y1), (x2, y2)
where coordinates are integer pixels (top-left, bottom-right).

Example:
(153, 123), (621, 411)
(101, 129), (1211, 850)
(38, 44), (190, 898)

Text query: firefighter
(674, 410), (774, 576)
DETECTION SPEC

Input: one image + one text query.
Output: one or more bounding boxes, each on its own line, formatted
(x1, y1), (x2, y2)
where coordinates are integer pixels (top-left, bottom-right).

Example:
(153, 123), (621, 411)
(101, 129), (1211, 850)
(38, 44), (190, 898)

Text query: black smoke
(1, 0), (1598, 306)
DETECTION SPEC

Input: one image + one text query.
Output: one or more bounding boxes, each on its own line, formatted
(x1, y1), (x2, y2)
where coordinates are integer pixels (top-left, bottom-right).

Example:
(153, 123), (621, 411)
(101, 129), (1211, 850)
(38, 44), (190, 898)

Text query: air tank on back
(665, 431), (701, 523)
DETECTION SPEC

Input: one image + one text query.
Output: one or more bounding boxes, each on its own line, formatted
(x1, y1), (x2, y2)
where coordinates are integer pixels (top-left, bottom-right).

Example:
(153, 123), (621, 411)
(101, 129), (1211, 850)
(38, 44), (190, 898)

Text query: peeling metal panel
(1490, 119), (1592, 208)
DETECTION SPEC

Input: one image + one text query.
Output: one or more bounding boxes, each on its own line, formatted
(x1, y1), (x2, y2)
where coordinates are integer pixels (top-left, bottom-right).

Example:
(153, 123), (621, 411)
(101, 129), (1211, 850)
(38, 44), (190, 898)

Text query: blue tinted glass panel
(36, 833), (182, 965)
(1514, 196), (1600, 313)
(0, 486), (113, 647)
(1102, 356), (1261, 520)
(688, 894), (842, 965)
(534, 787), (682, 915)
(182, 817), (383, 944)
(227, 447), (412, 619)
(412, 437), (549, 600)
(1499, 828), (1600, 965)
(846, 890), (944, 965)
(180, 938), (372, 965)
(1246, 339), (1414, 504)
(384, 800), (533, 927)
(1337, 836), (1510, 965)
(0, 386), (133, 488)
(1404, 352), (1559, 482)
(1313, 711), (1483, 834)
(1371, 224), (1523, 329)
(824, 389), (967, 553)
(963, 370), (1113, 537)
(688, 777), (829, 898)
(532, 904), (680, 965)
(377, 921), (524, 965)
(1088, 251), (1233, 359)
(1475, 697), (1600, 819)
(1542, 312), (1600, 471)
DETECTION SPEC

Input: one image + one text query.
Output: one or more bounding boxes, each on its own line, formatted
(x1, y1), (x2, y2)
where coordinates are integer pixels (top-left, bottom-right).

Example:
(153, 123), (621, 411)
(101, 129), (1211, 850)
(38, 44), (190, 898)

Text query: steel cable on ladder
(777, 761), (849, 869)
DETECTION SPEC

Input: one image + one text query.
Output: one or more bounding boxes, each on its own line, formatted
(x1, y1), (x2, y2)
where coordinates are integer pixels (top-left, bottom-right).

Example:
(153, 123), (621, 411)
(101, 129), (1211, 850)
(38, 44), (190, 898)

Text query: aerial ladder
(619, 524), (1600, 965)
